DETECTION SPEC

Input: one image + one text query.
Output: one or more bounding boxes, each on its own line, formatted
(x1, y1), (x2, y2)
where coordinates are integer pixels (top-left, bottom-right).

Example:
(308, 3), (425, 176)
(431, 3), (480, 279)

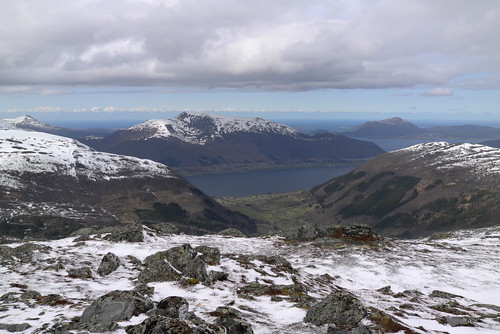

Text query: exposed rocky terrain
(0, 224), (498, 333)
(339, 117), (500, 140)
(309, 142), (500, 238)
(84, 112), (384, 175)
(0, 129), (255, 241)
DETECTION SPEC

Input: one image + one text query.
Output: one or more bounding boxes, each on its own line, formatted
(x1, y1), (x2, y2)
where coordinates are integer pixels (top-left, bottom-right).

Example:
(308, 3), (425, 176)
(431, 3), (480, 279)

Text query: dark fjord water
(186, 138), (483, 197)
(186, 165), (356, 197)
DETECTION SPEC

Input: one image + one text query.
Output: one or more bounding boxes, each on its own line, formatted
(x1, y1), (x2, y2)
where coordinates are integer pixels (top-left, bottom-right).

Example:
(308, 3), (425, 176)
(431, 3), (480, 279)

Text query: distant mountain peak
(128, 112), (299, 144)
(4, 115), (58, 130)
(342, 117), (421, 138)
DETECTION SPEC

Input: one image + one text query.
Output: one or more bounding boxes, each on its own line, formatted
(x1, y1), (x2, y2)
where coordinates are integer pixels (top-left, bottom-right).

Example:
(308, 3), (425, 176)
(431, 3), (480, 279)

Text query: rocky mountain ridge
(0, 129), (255, 240)
(0, 224), (498, 333)
(87, 112), (384, 175)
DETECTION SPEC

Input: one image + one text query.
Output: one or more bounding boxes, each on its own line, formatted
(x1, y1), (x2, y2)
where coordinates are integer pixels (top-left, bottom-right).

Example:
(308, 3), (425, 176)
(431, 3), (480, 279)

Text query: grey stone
(157, 296), (189, 319)
(439, 316), (477, 327)
(304, 291), (367, 327)
(429, 290), (463, 299)
(138, 244), (207, 283)
(204, 270), (228, 285)
(214, 307), (253, 334)
(105, 224), (144, 242)
(20, 290), (41, 300)
(327, 325), (373, 334)
(134, 283), (155, 296)
(148, 223), (181, 235)
(194, 246), (220, 265)
(68, 266), (92, 279)
(97, 252), (121, 276)
(217, 228), (246, 237)
(0, 323), (31, 332)
(79, 290), (154, 332)
(125, 316), (193, 334)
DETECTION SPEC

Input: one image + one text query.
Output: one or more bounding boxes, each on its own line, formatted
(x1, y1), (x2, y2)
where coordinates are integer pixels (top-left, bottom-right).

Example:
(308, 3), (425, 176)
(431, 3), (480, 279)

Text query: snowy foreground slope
(1, 226), (498, 333)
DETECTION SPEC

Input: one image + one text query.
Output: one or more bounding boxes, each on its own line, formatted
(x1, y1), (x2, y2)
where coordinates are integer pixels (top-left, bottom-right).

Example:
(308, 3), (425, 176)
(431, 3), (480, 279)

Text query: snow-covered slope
(399, 142), (500, 176)
(3, 115), (60, 131)
(0, 226), (498, 333)
(128, 111), (299, 144)
(0, 129), (175, 190)
(309, 141), (500, 238)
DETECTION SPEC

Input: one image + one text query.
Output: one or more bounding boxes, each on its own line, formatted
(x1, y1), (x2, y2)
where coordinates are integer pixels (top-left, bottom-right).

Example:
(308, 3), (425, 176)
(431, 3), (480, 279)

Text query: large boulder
(156, 296), (189, 319)
(304, 291), (367, 328)
(105, 224), (144, 242)
(138, 244), (208, 283)
(214, 307), (254, 334)
(97, 252), (122, 276)
(79, 290), (153, 332)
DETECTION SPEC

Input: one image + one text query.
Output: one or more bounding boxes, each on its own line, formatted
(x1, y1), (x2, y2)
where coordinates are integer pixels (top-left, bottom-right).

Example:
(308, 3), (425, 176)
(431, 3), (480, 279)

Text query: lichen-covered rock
(68, 266), (92, 279)
(327, 325), (373, 334)
(147, 223), (181, 235)
(204, 270), (228, 285)
(138, 244), (207, 283)
(79, 290), (153, 332)
(194, 245), (220, 265)
(125, 316), (192, 334)
(304, 291), (367, 327)
(0, 323), (31, 332)
(437, 316), (478, 327)
(284, 224), (377, 242)
(20, 290), (41, 300)
(0, 243), (51, 265)
(105, 223), (144, 242)
(156, 296), (189, 319)
(429, 290), (463, 299)
(97, 252), (121, 276)
(237, 282), (307, 297)
(214, 307), (254, 334)
(217, 228), (246, 237)
(134, 283), (155, 297)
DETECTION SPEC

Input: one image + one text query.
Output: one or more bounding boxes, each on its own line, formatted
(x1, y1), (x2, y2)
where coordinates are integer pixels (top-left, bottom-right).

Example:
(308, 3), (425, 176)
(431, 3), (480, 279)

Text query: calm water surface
(186, 165), (357, 197)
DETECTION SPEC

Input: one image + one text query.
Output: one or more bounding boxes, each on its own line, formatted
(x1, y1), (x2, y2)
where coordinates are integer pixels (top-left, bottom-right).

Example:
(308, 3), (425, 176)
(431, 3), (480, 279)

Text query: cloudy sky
(0, 0), (499, 124)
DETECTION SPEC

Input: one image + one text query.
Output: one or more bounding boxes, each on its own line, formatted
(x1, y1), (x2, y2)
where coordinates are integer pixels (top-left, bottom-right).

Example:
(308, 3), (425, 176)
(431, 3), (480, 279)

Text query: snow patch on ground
(0, 227), (499, 333)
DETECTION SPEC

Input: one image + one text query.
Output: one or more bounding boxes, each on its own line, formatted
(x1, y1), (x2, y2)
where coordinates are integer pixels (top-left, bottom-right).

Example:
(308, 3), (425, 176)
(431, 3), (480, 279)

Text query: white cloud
(420, 88), (454, 97)
(0, 0), (499, 91)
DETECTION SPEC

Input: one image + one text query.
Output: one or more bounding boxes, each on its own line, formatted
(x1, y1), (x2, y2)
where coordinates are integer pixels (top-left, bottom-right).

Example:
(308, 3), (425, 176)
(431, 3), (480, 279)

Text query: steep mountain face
(0, 129), (255, 240)
(341, 117), (423, 138)
(309, 142), (500, 238)
(86, 112), (384, 174)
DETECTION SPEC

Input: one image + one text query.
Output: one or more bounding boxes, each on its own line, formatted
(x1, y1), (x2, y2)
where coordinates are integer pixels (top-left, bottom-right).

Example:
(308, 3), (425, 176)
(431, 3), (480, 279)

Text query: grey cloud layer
(1, 0), (499, 90)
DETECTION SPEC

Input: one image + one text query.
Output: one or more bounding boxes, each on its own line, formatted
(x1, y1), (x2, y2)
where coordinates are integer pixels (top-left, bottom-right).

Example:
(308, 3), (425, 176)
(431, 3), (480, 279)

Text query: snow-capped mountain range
(88, 112), (384, 174)
(129, 112), (300, 145)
